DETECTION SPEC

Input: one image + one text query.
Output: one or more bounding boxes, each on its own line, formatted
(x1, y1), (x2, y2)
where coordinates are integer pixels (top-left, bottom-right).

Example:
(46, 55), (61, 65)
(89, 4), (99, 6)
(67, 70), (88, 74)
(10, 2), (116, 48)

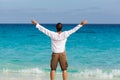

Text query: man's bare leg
(50, 70), (55, 80)
(62, 70), (67, 80)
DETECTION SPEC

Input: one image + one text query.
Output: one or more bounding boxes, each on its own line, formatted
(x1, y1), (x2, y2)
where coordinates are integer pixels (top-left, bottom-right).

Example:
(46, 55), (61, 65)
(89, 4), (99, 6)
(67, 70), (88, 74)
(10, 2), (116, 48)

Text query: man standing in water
(31, 20), (87, 80)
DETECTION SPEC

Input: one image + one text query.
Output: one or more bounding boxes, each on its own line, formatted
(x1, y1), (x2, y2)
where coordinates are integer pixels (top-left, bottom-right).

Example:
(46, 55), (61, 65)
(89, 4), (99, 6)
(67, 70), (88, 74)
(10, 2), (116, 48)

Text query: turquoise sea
(0, 24), (120, 80)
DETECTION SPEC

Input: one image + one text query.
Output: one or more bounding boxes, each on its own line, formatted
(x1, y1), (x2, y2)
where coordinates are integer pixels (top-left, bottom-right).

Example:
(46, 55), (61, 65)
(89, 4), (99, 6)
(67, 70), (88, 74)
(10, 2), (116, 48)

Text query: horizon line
(0, 23), (120, 24)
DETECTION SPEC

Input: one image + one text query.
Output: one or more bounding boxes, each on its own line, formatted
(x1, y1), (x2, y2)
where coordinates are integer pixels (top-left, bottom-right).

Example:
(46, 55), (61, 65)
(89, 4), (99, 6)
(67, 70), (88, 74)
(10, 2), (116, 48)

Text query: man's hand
(31, 20), (38, 25)
(80, 20), (87, 25)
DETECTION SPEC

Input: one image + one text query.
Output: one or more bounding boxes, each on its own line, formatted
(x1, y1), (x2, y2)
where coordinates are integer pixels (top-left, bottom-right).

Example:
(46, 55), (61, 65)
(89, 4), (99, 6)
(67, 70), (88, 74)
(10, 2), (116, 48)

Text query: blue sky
(0, 0), (120, 23)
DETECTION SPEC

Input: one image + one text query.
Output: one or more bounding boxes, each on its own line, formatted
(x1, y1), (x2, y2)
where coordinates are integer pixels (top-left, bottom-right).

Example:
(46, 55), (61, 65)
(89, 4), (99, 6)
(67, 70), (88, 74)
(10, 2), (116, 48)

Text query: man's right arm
(65, 20), (87, 37)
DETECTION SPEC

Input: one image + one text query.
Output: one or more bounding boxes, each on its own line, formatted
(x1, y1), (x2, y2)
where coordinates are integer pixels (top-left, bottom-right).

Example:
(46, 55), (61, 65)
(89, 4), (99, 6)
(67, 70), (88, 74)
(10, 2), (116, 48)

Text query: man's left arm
(32, 20), (54, 37)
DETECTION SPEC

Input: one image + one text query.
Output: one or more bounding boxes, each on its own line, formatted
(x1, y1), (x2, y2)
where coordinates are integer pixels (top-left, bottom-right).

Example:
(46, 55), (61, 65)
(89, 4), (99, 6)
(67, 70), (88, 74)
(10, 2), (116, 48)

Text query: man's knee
(51, 70), (55, 72)
(62, 70), (67, 72)
(51, 68), (57, 71)
(61, 67), (68, 71)
(61, 62), (68, 71)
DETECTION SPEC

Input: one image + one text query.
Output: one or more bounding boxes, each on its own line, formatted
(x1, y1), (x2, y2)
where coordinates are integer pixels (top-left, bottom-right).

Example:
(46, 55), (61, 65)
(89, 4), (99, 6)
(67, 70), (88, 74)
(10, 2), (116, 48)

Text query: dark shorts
(50, 52), (68, 71)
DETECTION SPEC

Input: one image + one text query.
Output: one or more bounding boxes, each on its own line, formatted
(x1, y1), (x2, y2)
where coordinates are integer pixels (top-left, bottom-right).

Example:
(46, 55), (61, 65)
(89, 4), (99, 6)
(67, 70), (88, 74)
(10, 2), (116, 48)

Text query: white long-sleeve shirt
(36, 24), (83, 53)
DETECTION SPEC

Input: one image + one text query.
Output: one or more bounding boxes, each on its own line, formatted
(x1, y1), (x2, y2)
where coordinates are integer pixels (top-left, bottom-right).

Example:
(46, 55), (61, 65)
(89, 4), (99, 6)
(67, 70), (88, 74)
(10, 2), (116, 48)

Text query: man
(31, 20), (87, 80)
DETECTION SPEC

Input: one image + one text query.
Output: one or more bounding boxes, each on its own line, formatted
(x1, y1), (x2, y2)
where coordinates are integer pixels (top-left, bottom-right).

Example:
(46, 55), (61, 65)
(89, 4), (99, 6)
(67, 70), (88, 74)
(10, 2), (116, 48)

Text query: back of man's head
(56, 23), (62, 32)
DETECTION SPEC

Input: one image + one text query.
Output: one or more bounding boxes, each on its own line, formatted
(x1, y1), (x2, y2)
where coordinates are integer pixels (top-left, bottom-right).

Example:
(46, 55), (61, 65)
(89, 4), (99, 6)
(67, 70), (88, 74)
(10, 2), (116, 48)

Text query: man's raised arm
(31, 20), (54, 37)
(65, 20), (87, 37)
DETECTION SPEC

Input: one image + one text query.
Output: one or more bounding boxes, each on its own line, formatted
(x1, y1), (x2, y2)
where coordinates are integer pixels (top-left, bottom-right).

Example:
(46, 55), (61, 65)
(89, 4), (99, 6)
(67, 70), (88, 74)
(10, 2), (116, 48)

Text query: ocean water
(0, 24), (120, 80)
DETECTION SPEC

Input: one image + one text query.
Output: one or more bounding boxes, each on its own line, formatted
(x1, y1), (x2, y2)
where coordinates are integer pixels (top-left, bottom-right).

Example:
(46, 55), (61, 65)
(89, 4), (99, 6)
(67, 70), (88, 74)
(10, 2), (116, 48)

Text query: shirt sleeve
(65, 24), (83, 37)
(36, 23), (54, 37)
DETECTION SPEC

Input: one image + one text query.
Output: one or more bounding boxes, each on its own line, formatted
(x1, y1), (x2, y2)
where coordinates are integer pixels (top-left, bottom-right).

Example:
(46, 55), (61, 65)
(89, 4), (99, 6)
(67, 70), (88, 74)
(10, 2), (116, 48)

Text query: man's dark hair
(56, 23), (62, 32)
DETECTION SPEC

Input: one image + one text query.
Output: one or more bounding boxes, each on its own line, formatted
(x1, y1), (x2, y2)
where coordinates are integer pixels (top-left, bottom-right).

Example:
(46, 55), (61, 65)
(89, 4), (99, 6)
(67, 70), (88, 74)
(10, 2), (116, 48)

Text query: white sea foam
(2, 67), (43, 74)
(1, 68), (120, 79)
(74, 69), (120, 79)
(18, 68), (43, 74)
